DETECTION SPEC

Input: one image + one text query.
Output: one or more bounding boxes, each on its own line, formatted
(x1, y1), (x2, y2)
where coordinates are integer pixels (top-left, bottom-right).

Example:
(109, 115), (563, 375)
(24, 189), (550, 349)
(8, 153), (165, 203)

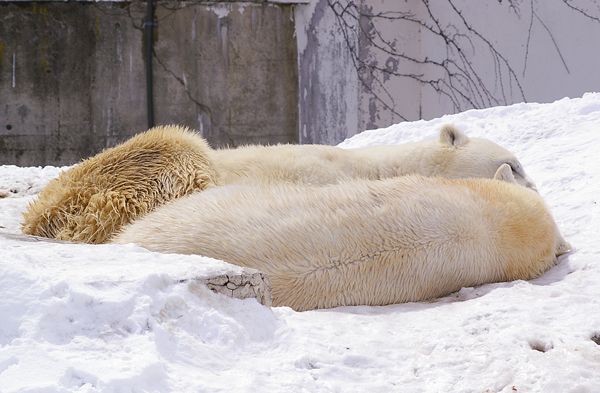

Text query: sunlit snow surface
(1, 93), (599, 392)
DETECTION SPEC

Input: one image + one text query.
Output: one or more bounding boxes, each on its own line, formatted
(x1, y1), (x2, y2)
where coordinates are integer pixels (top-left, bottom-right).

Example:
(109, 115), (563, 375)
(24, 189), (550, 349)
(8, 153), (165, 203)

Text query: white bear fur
(112, 165), (569, 311)
(212, 124), (538, 190)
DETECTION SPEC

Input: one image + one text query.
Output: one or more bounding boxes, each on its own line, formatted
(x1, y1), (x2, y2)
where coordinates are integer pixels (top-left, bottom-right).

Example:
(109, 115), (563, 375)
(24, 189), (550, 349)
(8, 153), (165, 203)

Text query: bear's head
(438, 124), (538, 191)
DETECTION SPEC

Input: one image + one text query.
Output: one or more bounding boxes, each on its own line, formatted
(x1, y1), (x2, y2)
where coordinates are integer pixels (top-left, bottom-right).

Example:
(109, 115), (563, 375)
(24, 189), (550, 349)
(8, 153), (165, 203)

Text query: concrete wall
(0, 1), (298, 166)
(3, 0), (600, 165)
(295, 0), (358, 145)
(152, 2), (299, 148)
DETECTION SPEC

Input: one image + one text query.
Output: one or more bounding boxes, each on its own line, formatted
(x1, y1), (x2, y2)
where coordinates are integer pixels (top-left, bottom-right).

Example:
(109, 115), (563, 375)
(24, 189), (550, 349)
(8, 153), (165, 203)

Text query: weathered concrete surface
(202, 271), (272, 307)
(0, 2), (147, 166)
(0, 1), (298, 166)
(153, 2), (298, 148)
(295, 0), (359, 145)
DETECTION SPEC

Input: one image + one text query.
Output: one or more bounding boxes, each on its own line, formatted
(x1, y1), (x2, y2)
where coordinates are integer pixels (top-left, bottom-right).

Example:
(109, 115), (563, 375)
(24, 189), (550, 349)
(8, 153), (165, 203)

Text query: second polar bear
(112, 165), (569, 311)
(212, 124), (538, 190)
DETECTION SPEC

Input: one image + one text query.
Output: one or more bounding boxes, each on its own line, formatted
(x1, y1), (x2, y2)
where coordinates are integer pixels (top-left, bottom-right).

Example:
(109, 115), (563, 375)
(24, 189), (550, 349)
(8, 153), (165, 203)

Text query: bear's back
(113, 175), (564, 310)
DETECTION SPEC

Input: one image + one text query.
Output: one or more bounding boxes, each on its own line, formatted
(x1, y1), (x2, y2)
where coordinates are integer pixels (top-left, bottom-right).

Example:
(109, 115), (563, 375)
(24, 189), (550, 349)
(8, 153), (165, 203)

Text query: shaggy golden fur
(21, 125), (218, 244)
(112, 165), (569, 311)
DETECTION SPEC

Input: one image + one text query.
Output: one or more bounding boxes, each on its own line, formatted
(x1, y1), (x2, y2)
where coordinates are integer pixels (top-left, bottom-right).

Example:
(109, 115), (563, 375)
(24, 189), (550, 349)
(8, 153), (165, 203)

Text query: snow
(1, 93), (600, 392)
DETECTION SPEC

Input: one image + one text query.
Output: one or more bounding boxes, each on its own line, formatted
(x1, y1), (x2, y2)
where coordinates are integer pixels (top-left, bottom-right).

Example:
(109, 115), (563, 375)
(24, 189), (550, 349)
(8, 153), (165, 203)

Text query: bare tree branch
(328, 0), (529, 123)
(561, 0), (600, 23)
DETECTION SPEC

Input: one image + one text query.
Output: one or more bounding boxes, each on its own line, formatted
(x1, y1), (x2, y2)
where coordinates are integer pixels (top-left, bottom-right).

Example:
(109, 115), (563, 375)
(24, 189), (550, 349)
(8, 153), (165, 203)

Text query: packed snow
(1, 93), (599, 392)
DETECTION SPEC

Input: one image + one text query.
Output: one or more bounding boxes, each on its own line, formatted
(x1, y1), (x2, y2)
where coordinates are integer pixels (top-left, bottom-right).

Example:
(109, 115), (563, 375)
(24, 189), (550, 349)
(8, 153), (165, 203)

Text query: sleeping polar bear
(212, 124), (538, 190)
(22, 124), (536, 244)
(112, 164), (569, 311)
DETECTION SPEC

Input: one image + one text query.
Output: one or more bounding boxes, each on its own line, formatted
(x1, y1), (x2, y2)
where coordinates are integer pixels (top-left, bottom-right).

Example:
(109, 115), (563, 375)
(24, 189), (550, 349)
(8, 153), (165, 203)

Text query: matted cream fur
(212, 124), (538, 190)
(112, 165), (570, 311)
(21, 125), (218, 244)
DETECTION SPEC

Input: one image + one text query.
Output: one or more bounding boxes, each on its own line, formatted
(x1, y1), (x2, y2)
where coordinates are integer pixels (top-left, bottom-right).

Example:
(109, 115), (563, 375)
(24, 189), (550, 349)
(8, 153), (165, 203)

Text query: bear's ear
(493, 164), (516, 183)
(439, 124), (469, 147)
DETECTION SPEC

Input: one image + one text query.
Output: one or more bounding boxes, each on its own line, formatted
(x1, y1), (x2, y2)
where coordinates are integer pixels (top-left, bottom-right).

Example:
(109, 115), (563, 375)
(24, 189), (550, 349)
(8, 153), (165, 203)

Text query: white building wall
(296, 0), (600, 144)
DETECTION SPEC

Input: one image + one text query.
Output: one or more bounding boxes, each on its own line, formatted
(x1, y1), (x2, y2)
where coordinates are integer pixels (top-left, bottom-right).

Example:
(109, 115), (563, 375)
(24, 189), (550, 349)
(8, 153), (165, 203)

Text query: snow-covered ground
(1, 93), (599, 392)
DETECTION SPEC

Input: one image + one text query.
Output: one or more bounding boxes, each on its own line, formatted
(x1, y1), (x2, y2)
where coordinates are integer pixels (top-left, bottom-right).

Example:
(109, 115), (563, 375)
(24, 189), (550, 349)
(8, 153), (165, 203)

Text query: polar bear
(212, 124), (538, 190)
(112, 164), (569, 311)
(23, 124), (536, 244)
(21, 125), (218, 244)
